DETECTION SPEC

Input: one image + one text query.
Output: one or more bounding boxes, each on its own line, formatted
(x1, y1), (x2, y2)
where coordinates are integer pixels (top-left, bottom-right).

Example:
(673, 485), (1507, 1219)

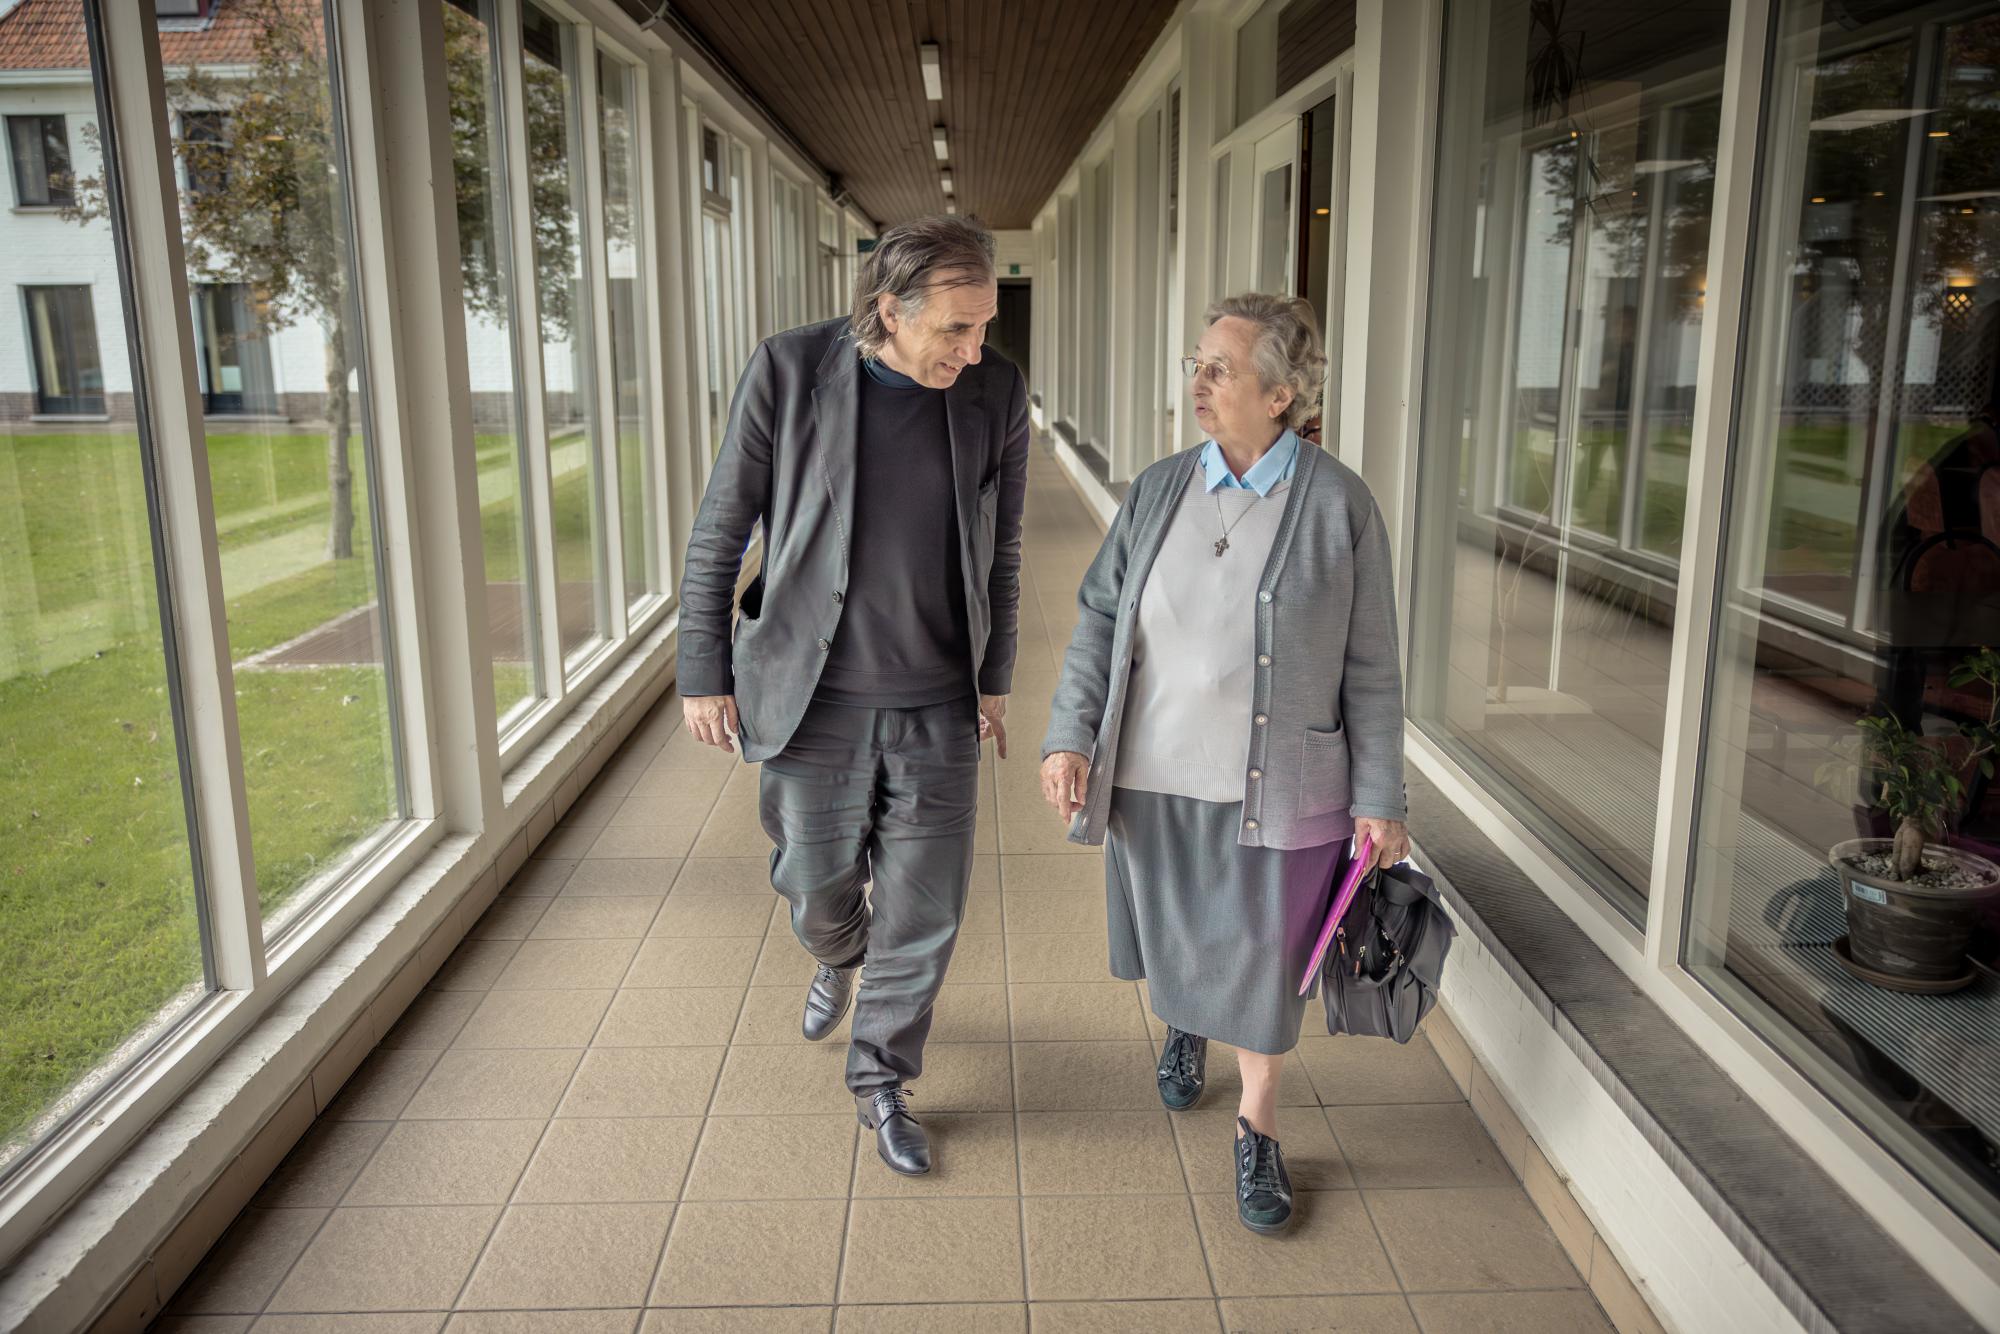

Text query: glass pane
(523, 0), (604, 666)
(442, 0), (539, 725)
(1301, 96), (1337, 345)
(165, 0), (402, 941)
(3, 16), (206, 1179)
(1258, 163), (1292, 295)
(1686, 1), (2000, 1244)
(700, 208), (729, 458)
(1407, 0), (1730, 912)
(597, 51), (655, 609)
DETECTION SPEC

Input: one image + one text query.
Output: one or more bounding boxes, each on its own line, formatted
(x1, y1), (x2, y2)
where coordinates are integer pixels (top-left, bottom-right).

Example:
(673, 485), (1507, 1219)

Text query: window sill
(10, 204), (69, 215)
(29, 413), (111, 423)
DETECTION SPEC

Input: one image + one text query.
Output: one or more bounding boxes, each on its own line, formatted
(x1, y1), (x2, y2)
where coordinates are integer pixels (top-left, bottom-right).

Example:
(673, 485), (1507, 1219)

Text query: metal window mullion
(496, 0), (565, 703)
(1642, 0), (1779, 971)
(628, 58), (669, 602)
(101, 0), (263, 989)
(577, 29), (627, 640)
(645, 64), (693, 598)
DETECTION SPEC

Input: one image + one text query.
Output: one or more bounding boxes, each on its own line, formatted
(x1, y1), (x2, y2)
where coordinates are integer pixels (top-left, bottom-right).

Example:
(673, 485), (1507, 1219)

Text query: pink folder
(1299, 834), (1375, 996)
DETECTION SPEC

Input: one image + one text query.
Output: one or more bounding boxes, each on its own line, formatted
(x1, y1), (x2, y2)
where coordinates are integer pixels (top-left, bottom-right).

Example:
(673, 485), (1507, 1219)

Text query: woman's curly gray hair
(850, 215), (997, 359)
(1205, 293), (1328, 431)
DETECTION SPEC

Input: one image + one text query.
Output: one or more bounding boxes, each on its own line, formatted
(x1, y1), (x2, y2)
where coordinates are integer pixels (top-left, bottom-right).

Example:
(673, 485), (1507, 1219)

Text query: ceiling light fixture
(932, 126), (949, 161)
(941, 171), (955, 195)
(946, 201), (957, 214)
(919, 43), (943, 101)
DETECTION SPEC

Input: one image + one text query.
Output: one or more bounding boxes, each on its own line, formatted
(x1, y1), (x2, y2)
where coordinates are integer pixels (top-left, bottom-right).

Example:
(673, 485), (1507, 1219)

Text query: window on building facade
(179, 109), (227, 198)
(1408, 0), (1731, 919)
(7, 114), (71, 207)
(1685, 0), (2000, 1246)
(23, 284), (104, 415)
(192, 283), (278, 416)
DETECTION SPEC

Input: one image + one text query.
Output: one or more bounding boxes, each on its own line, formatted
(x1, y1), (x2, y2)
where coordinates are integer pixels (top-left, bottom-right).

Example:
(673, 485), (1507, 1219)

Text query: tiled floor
(156, 444), (1613, 1333)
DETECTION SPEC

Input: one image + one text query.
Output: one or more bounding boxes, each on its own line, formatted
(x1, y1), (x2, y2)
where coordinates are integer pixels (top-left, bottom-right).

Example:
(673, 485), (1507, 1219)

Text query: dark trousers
(759, 695), (981, 1094)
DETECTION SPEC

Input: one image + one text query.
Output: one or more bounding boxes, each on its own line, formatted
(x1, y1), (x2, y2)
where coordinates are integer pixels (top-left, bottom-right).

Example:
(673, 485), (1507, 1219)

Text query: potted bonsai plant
(1828, 647), (2000, 991)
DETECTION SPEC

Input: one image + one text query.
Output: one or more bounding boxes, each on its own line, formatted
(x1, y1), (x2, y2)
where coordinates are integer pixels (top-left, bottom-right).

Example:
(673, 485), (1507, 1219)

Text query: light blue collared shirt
(1199, 429), (1301, 497)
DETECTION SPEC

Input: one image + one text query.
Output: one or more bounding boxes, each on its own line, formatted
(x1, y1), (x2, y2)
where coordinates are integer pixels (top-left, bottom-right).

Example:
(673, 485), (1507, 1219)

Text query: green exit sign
(1009, 263), (1021, 275)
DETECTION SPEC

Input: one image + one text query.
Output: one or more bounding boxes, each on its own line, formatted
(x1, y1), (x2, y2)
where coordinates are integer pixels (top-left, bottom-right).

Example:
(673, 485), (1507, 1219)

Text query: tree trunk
(1892, 814), (1927, 881)
(325, 319), (354, 561)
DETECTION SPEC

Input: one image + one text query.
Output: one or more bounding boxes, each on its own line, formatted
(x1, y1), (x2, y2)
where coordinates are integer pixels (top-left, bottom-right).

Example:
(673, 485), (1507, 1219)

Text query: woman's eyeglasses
(1180, 356), (1237, 384)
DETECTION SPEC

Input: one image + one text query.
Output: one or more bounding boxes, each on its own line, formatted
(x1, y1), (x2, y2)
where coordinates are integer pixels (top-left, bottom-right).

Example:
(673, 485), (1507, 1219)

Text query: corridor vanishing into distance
(156, 443), (1611, 1334)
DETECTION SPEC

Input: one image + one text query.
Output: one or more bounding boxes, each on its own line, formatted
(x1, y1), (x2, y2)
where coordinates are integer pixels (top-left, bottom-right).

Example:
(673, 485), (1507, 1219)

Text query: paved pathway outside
(156, 442), (1613, 1333)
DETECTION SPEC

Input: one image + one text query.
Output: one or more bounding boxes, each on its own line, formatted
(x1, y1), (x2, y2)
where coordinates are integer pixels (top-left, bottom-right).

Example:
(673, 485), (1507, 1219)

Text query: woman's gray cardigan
(1041, 441), (1406, 851)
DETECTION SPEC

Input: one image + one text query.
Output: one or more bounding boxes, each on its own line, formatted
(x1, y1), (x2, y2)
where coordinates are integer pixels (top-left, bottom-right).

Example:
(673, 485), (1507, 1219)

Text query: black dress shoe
(1157, 1027), (1208, 1110)
(858, 1086), (931, 1175)
(1235, 1115), (1294, 1235)
(802, 963), (857, 1041)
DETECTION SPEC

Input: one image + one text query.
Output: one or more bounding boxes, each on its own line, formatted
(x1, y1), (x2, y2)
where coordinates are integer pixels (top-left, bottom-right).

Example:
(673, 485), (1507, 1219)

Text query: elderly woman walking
(1040, 293), (1409, 1236)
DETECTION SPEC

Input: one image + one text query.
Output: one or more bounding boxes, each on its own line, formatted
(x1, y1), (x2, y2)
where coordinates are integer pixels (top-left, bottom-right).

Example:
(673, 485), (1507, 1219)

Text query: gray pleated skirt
(1105, 787), (1348, 1055)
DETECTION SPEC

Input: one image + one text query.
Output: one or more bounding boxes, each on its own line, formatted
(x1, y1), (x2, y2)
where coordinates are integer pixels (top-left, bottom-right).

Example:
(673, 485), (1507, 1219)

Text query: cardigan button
(1254, 714), (1268, 726)
(1258, 654), (1272, 666)
(1259, 591), (1273, 603)
(816, 638), (830, 651)
(1244, 819), (1260, 831)
(1248, 769), (1263, 780)
(832, 591), (843, 603)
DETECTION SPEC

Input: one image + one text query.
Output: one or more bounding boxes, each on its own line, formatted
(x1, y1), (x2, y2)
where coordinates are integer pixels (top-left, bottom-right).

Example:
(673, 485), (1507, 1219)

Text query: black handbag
(1319, 861), (1455, 1043)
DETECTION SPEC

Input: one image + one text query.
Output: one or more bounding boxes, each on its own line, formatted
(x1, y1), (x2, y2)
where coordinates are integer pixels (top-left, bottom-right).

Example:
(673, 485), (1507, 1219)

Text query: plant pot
(1830, 838), (2000, 987)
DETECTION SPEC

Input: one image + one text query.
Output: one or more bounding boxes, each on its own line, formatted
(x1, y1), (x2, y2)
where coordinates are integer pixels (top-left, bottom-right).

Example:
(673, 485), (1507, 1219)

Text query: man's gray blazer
(677, 317), (1031, 763)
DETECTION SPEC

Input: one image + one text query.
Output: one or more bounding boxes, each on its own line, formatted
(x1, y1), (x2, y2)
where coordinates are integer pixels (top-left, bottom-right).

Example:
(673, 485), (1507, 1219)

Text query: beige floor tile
(459, 1202), (672, 1308)
(595, 986), (744, 1046)
(557, 1046), (725, 1118)
(1002, 891), (1107, 935)
(682, 1113), (858, 1199)
(467, 896), (552, 940)
(255, 1121), (390, 1208)
(586, 824), (701, 859)
(1029, 1300), (1223, 1333)
(613, 792), (724, 826)
(1018, 1110), (1184, 1195)
(1366, 1187), (1582, 1292)
(537, 824), (603, 860)
(451, 988), (613, 1049)
(1219, 1294), (1419, 1332)
(170, 1208), (329, 1314)
(651, 1199), (846, 1306)
(928, 983), (1012, 1043)
(529, 896), (664, 939)
(1009, 983), (1147, 1041)
(835, 1304), (1023, 1333)
(378, 990), (480, 1049)
(732, 984), (841, 1044)
(751, 935), (820, 987)
(265, 1205), (497, 1312)
(1173, 1109), (1351, 1194)
(840, 1198), (1025, 1303)
(491, 938), (640, 990)
(1191, 1192), (1399, 1297)
(1014, 1041), (1160, 1111)
(639, 1306), (828, 1332)
(445, 1312), (636, 1334)
(559, 858), (683, 897)
(689, 824), (779, 858)
(708, 1042), (855, 1114)
(250, 1316), (448, 1332)
(1588, 1235), (1668, 1334)
(672, 858), (780, 895)
(401, 1049), (581, 1120)
(1195, 1045), (1322, 1109)
(1023, 1195), (1210, 1301)
(850, 1111), (1019, 1197)
(427, 939), (522, 991)
(907, 1040), (1015, 1111)
(1004, 933), (1112, 983)
(1294, 1035), (1462, 1106)
(1325, 1103), (1514, 1189)
(969, 854), (1003, 893)
(1000, 820), (1098, 855)
(343, 1119), (543, 1205)
(502, 857), (578, 896)
(650, 894), (778, 937)
(946, 932), (1007, 983)
(326, 1048), (442, 1121)
(625, 936), (761, 988)
(1405, 1290), (1613, 1333)
(513, 1116), (702, 1203)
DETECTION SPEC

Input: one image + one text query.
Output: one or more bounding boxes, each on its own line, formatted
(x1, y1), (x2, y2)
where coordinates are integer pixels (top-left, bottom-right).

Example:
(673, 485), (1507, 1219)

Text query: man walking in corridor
(677, 216), (1028, 1175)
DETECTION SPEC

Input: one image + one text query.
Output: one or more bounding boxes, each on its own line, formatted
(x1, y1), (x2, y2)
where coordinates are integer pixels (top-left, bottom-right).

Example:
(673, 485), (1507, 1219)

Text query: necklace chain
(1212, 491), (1257, 557)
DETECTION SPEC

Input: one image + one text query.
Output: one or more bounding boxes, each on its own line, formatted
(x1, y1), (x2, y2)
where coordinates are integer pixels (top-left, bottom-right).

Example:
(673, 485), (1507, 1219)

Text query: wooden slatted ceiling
(663, 0), (1184, 228)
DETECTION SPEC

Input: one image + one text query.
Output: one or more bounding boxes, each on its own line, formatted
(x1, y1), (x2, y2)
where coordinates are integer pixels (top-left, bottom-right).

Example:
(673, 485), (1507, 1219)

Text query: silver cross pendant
(1213, 536), (1230, 557)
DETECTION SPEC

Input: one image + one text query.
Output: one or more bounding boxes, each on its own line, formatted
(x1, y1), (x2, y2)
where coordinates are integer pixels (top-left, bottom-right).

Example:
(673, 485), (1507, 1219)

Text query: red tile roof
(0, 0), (269, 73)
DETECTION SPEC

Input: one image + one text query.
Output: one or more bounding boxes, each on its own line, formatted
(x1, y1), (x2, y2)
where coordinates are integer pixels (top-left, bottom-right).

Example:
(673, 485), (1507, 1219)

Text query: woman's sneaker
(1235, 1115), (1294, 1235)
(1156, 1027), (1207, 1110)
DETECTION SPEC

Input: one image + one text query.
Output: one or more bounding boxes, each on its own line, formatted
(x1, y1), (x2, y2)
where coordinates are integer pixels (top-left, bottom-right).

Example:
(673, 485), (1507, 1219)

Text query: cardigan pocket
(1298, 724), (1352, 817)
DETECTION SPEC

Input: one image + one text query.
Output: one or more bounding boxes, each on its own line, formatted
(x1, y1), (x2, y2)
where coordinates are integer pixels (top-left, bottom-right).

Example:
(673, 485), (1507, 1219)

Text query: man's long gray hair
(849, 215), (997, 358)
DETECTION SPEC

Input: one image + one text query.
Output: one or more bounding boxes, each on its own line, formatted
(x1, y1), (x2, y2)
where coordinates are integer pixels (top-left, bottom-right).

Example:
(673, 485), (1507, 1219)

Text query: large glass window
(523, 1), (605, 667)
(1408, 0), (1731, 917)
(7, 114), (72, 207)
(442, 0), (541, 727)
(193, 282), (279, 416)
(694, 116), (746, 461)
(163, 0), (403, 942)
(596, 48), (655, 611)
(2, 23), (207, 1184)
(1686, 0), (2000, 1244)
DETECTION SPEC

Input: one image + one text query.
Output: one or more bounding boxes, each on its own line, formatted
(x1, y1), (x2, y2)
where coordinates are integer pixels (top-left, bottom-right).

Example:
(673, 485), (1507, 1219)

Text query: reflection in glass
(163, 0), (401, 941)
(443, 0), (540, 726)
(596, 51), (655, 608)
(1408, 0), (1729, 911)
(1686, 2), (2000, 1244)
(2, 13), (206, 1179)
(1258, 161), (1292, 297)
(523, 0), (605, 665)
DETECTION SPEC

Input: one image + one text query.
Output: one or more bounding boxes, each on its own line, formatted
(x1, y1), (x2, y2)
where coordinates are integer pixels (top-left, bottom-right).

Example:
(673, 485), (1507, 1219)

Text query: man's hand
(1040, 751), (1089, 821)
(684, 694), (740, 753)
(1354, 817), (1410, 871)
(978, 694), (1010, 759)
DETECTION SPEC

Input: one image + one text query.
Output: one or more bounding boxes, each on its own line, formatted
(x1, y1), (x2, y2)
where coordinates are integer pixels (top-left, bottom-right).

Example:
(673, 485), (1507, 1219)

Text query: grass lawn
(0, 427), (595, 1162)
